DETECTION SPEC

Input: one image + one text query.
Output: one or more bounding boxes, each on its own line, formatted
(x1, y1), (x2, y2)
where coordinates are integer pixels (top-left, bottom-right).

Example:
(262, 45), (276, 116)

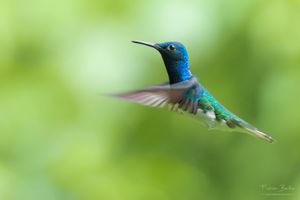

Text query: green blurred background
(1, 0), (300, 199)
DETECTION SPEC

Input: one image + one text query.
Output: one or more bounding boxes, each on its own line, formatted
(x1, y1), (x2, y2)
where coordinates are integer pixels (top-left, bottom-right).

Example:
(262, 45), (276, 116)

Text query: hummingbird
(113, 40), (275, 143)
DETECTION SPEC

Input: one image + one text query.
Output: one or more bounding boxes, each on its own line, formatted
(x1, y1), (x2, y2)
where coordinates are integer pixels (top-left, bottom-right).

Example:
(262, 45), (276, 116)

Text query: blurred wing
(112, 78), (197, 108)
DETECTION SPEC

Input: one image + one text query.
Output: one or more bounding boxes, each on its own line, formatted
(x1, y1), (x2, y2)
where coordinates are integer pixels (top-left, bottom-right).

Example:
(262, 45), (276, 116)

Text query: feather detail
(243, 126), (275, 143)
(111, 77), (198, 108)
(232, 120), (275, 143)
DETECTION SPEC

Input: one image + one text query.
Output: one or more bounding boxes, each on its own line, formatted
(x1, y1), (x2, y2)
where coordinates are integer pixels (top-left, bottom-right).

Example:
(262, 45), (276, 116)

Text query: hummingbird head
(132, 40), (192, 84)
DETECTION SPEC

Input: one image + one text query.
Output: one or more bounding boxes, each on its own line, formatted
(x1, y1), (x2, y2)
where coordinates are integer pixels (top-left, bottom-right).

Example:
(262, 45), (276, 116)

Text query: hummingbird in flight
(113, 40), (274, 143)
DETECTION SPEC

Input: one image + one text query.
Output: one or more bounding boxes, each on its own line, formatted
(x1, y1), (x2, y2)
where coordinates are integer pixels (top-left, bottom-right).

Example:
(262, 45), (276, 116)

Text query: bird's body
(113, 40), (274, 143)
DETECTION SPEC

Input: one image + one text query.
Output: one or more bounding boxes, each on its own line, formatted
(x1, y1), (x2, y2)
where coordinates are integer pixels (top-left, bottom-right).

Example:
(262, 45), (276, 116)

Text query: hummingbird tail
(239, 123), (275, 143)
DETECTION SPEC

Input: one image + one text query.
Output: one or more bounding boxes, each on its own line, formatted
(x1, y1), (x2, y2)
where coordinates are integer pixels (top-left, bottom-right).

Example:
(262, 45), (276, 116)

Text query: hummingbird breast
(194, 108), (228, 129)
(174, 82), (232, 130)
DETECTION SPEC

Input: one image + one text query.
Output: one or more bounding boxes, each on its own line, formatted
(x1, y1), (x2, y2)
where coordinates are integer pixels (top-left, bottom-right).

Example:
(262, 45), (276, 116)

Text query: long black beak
(132, 40), (161, 50)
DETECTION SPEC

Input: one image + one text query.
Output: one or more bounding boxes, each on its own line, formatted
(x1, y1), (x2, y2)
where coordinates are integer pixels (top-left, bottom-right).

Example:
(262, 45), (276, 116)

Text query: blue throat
(131, 40), (193, 84)
(162, 59), (192, 84)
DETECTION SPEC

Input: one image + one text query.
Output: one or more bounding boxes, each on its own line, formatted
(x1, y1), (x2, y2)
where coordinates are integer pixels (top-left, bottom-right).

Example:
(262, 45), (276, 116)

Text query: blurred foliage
(1, 0), (300, 199)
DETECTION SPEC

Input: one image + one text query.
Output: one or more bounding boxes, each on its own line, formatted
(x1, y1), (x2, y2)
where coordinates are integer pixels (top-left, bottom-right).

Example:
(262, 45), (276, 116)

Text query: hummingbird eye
(168, 44), (176, 51)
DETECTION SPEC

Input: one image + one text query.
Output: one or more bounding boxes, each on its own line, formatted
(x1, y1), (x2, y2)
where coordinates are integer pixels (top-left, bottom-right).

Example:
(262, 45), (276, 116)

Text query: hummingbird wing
(112, 78), (197, 108)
